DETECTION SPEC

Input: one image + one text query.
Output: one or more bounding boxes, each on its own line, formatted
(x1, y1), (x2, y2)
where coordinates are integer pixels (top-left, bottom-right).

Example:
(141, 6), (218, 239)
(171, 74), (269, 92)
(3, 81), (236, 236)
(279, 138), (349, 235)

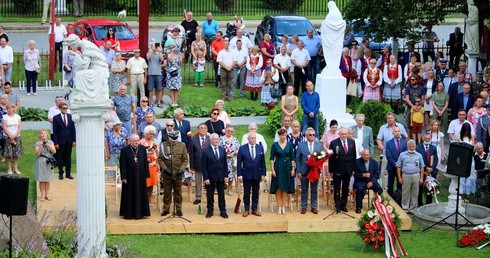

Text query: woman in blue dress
(270, 128), (296, 214)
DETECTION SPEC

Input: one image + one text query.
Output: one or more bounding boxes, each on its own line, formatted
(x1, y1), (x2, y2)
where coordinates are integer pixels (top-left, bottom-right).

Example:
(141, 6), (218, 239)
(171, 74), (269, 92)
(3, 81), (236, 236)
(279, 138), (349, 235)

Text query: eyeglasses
(141, 100), (148, 103)
(61, 107), (68, 110)
(166, 124), (174, 127)
(212, 112), (219, 115)
(307, 134), (315, 136)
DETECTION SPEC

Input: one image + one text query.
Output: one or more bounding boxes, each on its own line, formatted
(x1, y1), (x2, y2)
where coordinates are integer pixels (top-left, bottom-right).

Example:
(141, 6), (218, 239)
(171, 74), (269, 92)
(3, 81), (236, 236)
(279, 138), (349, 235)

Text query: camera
(46, 157), (57, 169)
(173, 47), (180, 53)
(155, 43), (160, 48)
(265, 66), (272, 72)
(43, 140), (47, 145)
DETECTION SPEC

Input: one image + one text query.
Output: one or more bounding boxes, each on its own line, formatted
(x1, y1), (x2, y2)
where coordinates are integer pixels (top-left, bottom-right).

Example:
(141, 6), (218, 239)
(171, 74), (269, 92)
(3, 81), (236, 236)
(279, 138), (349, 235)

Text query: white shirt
(157, 129), (182, 146)
(356, 126), (364, 145)
(229, 36), (253, 51)
(126, 57), (148, 74)
(291, 48), (310, 67)
(217, 48), (235, 67)
(273, 54), (291, 70)
(232, 47), (249, 66)
(0, 45), (13, 64)
(274, 126), (293, 142)
(363, 67), (383, 86)
(48, 105), (71, 132)
(447, 119), (475, 139)
(443, 76), (456, 93)
(383, 63), (402, 85)
(353, 138), (364, 159)
(48, 24), (67, 43)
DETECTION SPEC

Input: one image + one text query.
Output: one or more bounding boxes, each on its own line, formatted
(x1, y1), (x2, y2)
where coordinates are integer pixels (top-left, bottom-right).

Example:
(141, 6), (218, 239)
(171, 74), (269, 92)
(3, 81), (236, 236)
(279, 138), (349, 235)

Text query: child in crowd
(410, 97), (424, 143)
(193, 50), (205, 87)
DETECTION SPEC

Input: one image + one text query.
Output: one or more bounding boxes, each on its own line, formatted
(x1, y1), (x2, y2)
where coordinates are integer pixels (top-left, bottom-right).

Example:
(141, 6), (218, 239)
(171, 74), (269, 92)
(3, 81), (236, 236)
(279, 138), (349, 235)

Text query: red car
(67, 19), (139, 60)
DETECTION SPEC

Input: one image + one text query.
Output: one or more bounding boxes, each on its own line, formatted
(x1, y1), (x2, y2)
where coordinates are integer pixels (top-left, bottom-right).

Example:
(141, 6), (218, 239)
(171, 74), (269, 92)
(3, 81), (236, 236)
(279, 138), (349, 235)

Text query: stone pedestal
(467, 53), (479, 77)
(55, 0), (69, 15)
(443, 173), (465, 216)
(315, 73), (355, 128)
(71, 101), (112, 258)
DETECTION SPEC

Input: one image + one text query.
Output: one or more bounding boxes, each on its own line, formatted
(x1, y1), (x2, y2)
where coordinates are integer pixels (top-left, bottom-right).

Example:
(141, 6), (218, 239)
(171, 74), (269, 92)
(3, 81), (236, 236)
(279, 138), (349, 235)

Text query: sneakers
(33, 93), (38, 96)
(26, 93), (30, 96)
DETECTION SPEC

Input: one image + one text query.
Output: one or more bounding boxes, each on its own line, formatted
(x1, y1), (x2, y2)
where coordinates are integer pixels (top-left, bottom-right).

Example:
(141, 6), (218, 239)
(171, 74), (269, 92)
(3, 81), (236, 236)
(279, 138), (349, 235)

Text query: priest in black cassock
(119, 133), (151, 219)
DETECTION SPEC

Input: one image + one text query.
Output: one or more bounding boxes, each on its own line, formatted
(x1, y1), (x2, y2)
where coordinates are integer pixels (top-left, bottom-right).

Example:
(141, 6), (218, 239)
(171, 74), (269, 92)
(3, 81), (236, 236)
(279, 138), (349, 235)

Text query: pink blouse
(322, 130), (339, 148)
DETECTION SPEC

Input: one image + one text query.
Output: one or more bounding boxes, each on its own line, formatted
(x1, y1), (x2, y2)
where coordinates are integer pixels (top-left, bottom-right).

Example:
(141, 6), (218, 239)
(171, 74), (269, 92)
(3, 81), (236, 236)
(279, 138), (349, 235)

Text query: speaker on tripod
(0, 175), (29, 258)
(423, 141), (475, 245)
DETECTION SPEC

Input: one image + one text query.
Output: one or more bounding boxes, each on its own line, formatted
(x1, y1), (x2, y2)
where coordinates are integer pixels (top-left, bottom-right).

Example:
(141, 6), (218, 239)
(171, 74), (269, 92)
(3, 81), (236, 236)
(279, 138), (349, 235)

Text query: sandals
(45, 196), (52, 201)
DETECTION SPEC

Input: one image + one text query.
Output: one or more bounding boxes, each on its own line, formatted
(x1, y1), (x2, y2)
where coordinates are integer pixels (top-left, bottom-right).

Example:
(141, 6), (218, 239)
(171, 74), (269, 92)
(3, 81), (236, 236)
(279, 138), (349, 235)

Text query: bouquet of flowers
(424, 175), (440, 203)
(358, 195), (404, 256)
(306, 150), (333, 183)
(459, 224), (490, 248)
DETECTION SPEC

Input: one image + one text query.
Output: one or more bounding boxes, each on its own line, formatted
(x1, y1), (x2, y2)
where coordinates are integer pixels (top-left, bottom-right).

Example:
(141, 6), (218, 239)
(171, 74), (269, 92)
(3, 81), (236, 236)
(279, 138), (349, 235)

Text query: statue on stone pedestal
(320, 1), (346, 77)
(65, 34), (110, 103)
(465, 0), (479, 55)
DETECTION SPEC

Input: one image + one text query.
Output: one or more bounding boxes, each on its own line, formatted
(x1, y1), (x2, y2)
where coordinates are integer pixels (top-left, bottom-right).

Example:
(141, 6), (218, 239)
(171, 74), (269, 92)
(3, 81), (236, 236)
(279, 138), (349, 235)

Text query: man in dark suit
(296, 127), (323, 214)
(189, 123), (210, 205)
(173, 108), (191, 150)
(456, 83), (475, 114)
(237, 132), (266, 217)
(415, 133), (438, 206)
(202, 133), (228, 218)
(52, 102), (76, 180)
(385, 127), (407, 199)
(435, 58), (448, 82)
(354, 149), (383, 213)
(447, 27), (464, 69)
(402, 43), (421, 68)
(329, 127), (357, 212)
(449, 72), (466, 118)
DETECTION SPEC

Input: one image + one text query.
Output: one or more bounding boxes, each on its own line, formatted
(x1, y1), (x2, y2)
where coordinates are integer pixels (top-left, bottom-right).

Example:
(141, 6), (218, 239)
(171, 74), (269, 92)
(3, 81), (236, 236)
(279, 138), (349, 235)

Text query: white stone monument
(66, 34), (111, 258)
(315, 1), (355, 128)
(465, 0), (479, 76)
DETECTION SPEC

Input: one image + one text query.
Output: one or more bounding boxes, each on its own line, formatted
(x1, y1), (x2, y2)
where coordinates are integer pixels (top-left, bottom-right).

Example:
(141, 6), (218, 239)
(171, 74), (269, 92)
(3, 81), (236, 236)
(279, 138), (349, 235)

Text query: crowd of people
(1, 15), (490, 220)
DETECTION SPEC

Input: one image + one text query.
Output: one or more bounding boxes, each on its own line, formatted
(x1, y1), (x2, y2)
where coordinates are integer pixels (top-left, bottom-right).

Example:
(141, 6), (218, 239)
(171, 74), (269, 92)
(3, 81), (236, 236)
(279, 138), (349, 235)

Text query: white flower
(367, 210), (375, 218)
(386, 206), (393, 213)
(484, 229), (490, 235)
(320, 150), (326, 155)
(373, 215), (380, 222)
(313, 152), (317, 156)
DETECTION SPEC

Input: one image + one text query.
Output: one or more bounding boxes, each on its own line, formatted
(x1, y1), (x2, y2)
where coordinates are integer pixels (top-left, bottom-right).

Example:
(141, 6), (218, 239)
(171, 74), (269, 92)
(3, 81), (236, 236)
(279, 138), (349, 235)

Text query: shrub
(214, 0), (235, 13)
(265, 106), (303, 133)
(355, 100), (393, 138)
(263, 0), (305, 13)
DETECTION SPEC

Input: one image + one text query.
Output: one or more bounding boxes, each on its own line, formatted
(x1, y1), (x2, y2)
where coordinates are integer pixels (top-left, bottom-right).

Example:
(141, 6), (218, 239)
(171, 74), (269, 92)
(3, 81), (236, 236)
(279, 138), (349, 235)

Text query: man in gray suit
(189, 123), (210, 205)
(296, 127), (323, 214)
(351, 114), (374, 155)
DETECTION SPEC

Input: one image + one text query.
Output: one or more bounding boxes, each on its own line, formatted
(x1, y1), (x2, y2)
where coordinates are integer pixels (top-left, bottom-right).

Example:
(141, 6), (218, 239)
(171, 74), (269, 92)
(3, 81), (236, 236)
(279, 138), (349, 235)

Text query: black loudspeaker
(447, 142), (473, 178)
(0, 175), (29, 216)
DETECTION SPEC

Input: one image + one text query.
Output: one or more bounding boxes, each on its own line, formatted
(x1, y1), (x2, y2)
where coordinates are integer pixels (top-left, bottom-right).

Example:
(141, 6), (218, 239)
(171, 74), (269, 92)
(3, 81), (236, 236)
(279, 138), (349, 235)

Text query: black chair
(476, 169), (490, 206)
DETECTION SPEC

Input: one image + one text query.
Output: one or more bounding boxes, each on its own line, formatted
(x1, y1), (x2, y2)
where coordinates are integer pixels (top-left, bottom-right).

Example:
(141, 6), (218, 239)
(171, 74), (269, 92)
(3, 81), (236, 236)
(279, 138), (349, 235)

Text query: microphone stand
(159, 143), (191, 223)
(324, 171), (355, 220)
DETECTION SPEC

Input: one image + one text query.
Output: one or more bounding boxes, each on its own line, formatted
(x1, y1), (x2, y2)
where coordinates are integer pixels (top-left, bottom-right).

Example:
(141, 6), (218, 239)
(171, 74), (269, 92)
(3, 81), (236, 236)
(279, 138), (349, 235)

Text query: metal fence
(10, 50), (219, 88)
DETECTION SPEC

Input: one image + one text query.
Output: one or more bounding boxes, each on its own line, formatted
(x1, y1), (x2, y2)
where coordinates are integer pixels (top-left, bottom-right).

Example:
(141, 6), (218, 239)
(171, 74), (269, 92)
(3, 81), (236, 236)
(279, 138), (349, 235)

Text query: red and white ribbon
(373, 194), (407, 258)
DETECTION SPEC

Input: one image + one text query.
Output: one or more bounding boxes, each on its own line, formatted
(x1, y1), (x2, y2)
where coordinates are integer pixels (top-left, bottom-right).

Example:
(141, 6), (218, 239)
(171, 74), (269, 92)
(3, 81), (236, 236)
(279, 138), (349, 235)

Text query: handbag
(270, 85), (282, 98)
(169, 69), (179, 77)
(346, 80), (358, 97)
(63, 65), (72, 73)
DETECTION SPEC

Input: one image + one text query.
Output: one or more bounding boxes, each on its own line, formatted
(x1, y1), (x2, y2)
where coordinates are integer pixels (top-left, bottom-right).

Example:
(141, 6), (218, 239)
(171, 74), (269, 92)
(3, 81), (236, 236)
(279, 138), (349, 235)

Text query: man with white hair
(229, 29), (253, 51)
(396, 139), (425, 212)
(351, 114), (374, 155)
(173, 108), (191, 150)
(241, 123), (267, 154)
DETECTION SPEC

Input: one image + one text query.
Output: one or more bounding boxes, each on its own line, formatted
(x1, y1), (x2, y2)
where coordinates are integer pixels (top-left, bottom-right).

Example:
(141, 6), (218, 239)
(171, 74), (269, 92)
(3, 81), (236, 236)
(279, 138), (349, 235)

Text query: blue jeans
(301, 176), (319, 209)
(301, 114), (319, 138)
(307, 56), (320, 84)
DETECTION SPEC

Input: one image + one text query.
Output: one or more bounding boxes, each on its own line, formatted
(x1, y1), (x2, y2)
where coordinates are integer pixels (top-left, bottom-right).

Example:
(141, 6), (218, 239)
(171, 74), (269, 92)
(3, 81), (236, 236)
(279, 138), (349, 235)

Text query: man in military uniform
(158, 130), (189, 216)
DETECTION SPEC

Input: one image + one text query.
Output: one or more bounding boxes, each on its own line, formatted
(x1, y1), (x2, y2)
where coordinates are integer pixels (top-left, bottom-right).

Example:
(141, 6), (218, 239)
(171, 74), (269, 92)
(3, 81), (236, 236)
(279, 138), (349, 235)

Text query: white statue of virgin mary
(320, 1), (346, 77)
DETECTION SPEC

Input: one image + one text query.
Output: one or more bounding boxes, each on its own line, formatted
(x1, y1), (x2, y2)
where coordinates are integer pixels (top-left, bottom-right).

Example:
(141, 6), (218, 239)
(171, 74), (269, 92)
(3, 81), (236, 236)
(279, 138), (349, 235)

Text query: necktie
(179, 121), (182, 128)
(343, 140), (348, 154)
(214, 147), (219, 159)
(425, 145), (430, 163)
(251, 145), (255, 159)
(309, 143), (313, 154)
(63, 115), (67, 126)
(201, 137), (205, 150)
(396, 139), (400, 154)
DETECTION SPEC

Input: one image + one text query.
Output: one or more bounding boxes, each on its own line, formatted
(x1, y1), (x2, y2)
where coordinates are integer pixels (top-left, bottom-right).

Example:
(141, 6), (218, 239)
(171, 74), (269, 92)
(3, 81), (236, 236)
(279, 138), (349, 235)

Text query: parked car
(254, 15), (318, 48)
(67, 19), (139, 60)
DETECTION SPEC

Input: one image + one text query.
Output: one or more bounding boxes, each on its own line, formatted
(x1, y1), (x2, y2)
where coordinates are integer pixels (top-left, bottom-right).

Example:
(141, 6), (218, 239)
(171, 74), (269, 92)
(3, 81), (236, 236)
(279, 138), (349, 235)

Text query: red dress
(260, 41), (275, 70)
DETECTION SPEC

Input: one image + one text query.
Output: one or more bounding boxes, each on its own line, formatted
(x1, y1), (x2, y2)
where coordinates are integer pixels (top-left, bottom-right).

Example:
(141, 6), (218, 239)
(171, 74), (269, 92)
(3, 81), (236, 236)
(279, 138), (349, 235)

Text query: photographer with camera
(34, 129), (57, 202)
(158, 130), (188, 217)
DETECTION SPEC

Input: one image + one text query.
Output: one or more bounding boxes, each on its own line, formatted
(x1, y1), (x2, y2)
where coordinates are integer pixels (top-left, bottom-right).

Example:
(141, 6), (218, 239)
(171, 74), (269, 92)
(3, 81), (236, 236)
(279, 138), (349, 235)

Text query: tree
(343, 0), (461, 43)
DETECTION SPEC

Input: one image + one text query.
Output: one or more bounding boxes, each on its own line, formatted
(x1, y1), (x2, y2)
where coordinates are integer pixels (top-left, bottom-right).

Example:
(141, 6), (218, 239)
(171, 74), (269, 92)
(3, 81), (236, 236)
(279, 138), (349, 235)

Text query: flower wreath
(459, 223), (490, 248)
(358, 195), (403, 252)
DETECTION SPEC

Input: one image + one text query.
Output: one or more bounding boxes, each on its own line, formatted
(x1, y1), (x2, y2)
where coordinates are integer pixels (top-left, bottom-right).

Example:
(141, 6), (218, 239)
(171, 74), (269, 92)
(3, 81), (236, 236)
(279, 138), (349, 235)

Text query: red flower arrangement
(306, 150), (333, 183)
(459, 224), (490, 248)
(357, 195), (402, 250)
